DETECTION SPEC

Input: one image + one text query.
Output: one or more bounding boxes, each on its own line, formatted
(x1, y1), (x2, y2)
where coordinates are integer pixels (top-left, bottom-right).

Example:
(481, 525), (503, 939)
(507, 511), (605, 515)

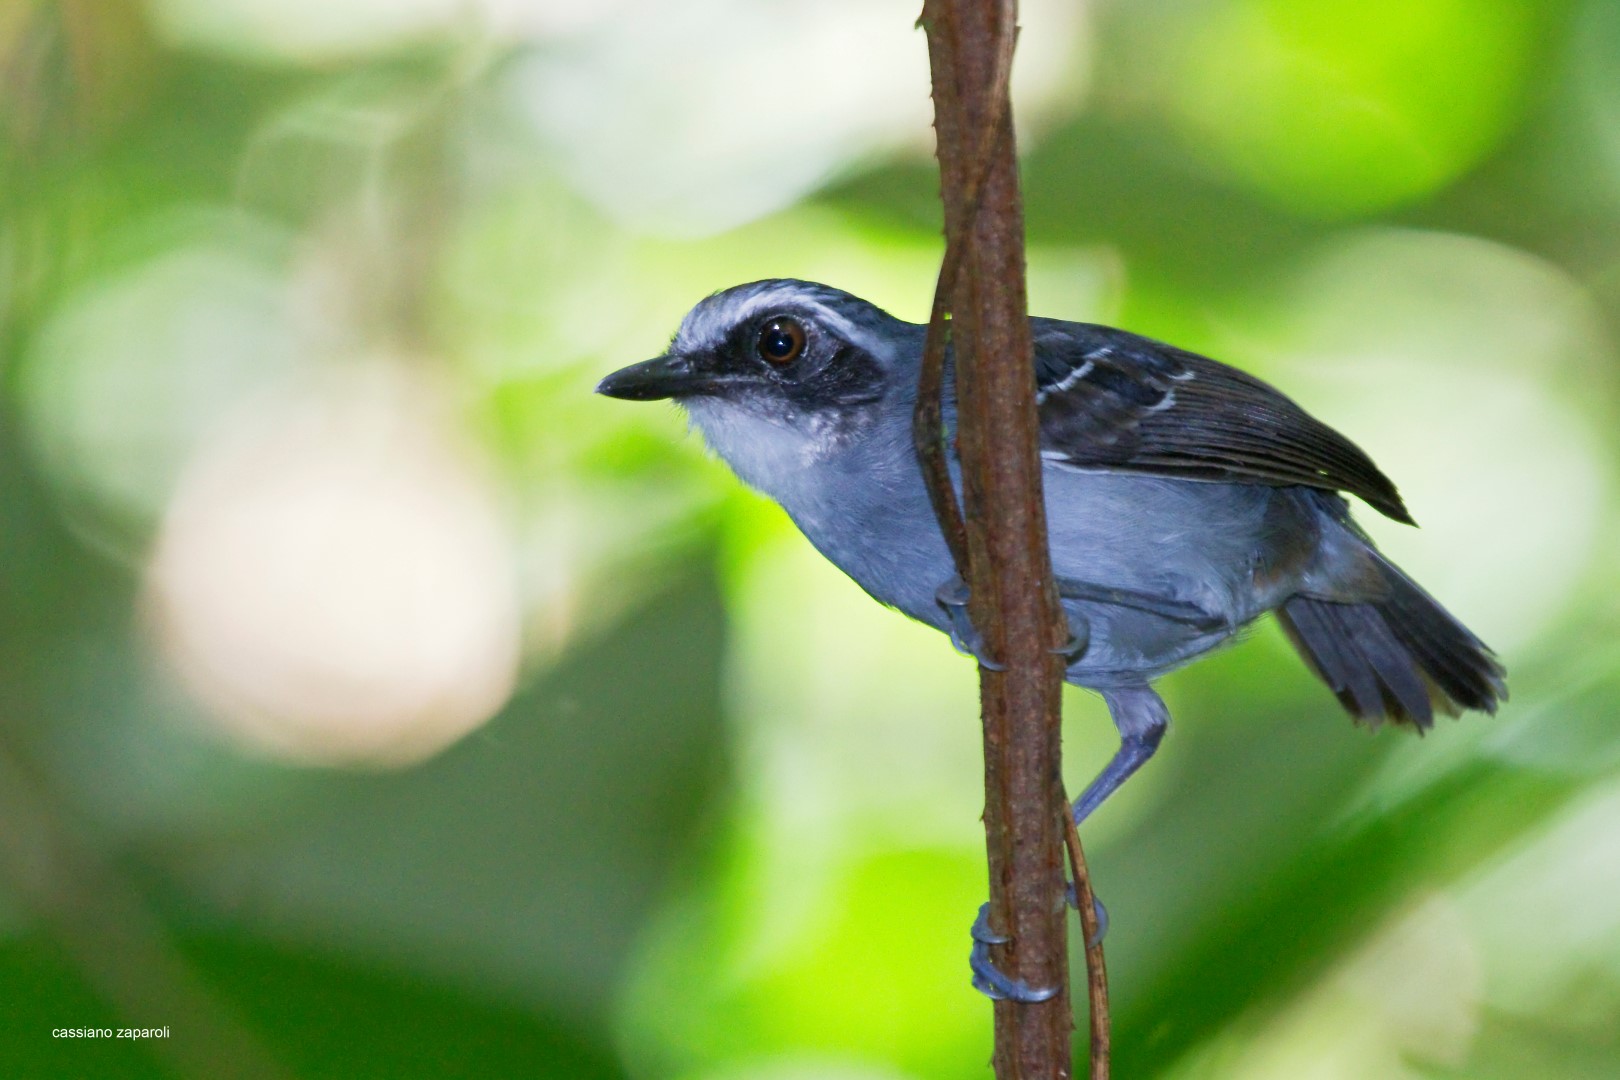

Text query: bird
(596, 278), (1506, 999)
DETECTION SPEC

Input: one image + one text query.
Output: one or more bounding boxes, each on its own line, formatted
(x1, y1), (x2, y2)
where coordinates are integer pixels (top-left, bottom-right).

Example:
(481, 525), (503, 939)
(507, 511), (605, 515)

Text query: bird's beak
(596, 354), (713, 401)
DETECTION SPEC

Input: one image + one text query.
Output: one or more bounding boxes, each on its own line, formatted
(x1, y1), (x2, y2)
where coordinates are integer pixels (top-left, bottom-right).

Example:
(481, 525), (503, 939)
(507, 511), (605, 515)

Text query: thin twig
(1064, 783), (1111, 1078)
(912, 3), (1017, 574)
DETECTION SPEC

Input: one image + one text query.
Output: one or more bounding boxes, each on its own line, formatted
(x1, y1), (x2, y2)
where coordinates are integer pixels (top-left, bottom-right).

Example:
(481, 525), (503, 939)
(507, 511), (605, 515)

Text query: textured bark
(918, 1), (1077, 1075)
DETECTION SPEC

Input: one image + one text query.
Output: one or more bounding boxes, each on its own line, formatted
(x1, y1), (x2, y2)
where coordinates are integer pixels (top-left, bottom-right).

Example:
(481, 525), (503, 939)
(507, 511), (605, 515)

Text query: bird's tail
(1277, 554), (1506, 730)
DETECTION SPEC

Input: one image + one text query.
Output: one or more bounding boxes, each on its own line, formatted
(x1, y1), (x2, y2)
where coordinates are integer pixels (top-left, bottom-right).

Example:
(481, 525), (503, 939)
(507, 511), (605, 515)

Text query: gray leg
(940, 573), (1217, 671)
(937, 574), (1091, 667)
(1054, 687), (1171, 956)
(1055, 577), (1224, 631)
(958, 599), (1178, 1000)
(1071, 686), (1170, 825)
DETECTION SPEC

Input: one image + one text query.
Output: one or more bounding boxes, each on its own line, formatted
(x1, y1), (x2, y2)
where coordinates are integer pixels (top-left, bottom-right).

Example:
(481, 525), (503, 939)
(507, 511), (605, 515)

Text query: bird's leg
(1071, 685), (1170, 825)
(956, 587), (1177, 1000)
(1012, 688), (1166, 981)
(937, 574), (1092, 668)
(1054, 576), (1225, 631)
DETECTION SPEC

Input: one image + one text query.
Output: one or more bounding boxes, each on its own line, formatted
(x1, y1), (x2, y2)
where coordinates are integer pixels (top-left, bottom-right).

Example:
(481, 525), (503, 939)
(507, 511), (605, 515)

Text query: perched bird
(597, 278), (1506, 998)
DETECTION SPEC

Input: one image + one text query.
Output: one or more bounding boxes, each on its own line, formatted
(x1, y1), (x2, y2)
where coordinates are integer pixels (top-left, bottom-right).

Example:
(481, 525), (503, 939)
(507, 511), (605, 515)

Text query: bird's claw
(1064, 882), (1109, 949)
(1051, 626), (1089, 662)
(969, 903), (1061, 1002)
(971, 902), (1010, 946)
(936, 576), (1007, 672)
(936, 575), (971, 609)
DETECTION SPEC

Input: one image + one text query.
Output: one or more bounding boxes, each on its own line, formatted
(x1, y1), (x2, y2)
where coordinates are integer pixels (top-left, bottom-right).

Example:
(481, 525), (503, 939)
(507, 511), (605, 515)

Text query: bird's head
(597, 280), (917, 488)
(597, 279), (912, 410)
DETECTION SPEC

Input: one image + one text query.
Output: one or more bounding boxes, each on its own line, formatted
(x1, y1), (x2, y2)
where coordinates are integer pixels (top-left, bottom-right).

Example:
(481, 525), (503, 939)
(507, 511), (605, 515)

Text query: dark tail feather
(1278, 557), (1507, 730)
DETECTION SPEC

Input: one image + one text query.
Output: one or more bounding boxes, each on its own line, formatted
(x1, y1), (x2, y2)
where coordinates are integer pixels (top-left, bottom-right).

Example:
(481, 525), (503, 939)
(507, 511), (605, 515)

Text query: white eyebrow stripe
(674, 284), (910, 370)
(677, 286), (866, 353)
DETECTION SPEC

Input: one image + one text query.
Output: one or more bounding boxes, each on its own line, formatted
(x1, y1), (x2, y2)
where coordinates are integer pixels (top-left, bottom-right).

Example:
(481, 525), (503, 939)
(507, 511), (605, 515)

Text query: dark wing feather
(1032, 320), (1412, 523)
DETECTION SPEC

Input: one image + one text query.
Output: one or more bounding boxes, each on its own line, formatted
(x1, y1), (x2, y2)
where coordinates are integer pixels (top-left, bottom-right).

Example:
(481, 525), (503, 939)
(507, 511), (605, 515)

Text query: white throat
(682, 398), (828, 509)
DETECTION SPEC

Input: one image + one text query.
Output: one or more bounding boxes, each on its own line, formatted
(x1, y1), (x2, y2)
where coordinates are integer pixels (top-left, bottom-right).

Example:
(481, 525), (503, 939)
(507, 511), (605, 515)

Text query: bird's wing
(1031, 320), (1412, 523)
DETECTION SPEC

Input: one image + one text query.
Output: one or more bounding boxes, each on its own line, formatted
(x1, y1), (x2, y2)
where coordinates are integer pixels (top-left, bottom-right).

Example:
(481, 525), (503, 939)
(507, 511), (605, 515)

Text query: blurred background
(2, 0), (1618, 1076)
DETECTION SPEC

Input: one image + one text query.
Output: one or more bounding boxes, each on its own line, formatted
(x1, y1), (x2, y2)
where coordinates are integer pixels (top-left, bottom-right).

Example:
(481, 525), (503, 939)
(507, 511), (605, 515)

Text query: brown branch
(919, 1), (1110, 1076)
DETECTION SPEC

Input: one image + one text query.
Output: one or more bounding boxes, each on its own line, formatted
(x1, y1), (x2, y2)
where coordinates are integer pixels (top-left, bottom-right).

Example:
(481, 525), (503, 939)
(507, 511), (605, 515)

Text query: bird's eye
(756, 317), (806, 366)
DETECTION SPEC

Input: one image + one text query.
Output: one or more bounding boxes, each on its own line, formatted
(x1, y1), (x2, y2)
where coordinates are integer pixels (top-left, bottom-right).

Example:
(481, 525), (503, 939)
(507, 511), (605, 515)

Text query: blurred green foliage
(2, 1), (1619, 1077)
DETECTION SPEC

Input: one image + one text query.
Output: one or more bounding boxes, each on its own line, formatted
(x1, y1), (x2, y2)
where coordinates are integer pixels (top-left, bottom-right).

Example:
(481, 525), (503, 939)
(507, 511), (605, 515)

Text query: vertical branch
(918, 1), (1098, 1076)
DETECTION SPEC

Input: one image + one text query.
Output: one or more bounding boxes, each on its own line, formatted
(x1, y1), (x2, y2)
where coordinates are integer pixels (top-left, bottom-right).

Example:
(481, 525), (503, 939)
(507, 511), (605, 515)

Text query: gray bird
(597, 278), (1506, 999)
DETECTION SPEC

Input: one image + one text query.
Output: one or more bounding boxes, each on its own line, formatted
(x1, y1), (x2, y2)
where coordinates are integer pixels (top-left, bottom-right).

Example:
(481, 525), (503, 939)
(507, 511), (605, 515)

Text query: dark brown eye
(756, 316), (806, 366)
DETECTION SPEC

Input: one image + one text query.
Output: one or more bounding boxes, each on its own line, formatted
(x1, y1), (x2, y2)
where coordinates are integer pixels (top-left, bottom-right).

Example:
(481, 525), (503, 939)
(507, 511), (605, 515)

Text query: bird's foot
(969, 903), (1060, 1002)
(936, 576), (1006, 671)
(938, 576), (1093, 668)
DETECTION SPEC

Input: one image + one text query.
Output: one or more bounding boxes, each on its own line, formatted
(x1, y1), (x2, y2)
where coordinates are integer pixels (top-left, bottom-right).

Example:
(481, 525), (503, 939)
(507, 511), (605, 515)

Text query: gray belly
(1045, 471), (1314, 685)
(791, 466), (1318, 687)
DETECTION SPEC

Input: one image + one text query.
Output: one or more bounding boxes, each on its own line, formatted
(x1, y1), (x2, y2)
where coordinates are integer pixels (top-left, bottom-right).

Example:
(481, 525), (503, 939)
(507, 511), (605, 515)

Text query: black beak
(596, 354), (710, 401)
